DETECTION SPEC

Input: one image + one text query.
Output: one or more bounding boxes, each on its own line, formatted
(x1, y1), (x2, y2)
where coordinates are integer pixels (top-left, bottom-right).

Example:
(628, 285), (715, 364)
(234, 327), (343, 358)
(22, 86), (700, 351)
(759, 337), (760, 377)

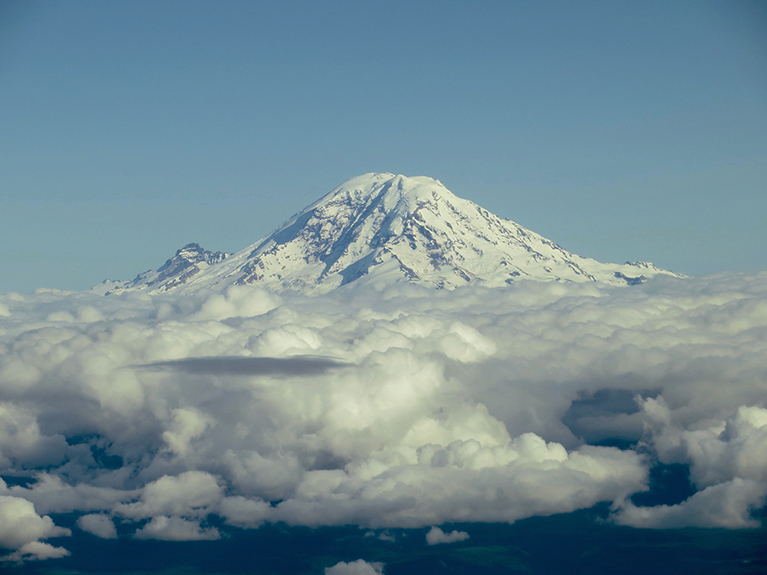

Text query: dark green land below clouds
(6, 503), (766, 575)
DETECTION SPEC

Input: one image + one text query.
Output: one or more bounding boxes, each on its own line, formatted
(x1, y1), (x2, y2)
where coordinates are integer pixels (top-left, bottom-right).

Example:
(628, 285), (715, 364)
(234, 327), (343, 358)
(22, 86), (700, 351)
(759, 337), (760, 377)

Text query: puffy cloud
(0, 403), (69, 468)
(611, 398), (767, 528)
(376, 530), (396, 542)
(1, 541), (70, 563)
(639, 400), (767, 489)
(217, 495), (272, 528)
(325, 559), (385, 575)
(273, 438), (646, 528)
(192, 285), (281, 321)
(0, 496), (70, 562)
(77, 514), (117, 538)
(0, 473), (136, 515)
(162, 407), (216, 458)
(0, 272), (766, 562)
(115, 471), (222, 519)
(133, 516), (220, 541)
(425, 526), (470, 544)
(614, 478), (767, 528)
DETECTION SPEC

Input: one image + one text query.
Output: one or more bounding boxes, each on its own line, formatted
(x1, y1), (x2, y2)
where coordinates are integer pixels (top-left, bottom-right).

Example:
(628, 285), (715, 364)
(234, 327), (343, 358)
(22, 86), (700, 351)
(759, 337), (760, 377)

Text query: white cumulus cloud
(426, 526), (470, 544)
(614, 478), (767, 529)
(0, 496), (70, 562)
(133, 516), (220, 541)
(115, 471), (223, 519)
(77, 514), (117, 539)
(325, 559), (385, 574)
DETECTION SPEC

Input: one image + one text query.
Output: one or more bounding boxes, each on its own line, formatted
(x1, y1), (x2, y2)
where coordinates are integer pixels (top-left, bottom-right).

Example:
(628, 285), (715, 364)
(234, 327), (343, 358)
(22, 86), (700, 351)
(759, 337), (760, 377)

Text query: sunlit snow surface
(1, 271), (766, 568)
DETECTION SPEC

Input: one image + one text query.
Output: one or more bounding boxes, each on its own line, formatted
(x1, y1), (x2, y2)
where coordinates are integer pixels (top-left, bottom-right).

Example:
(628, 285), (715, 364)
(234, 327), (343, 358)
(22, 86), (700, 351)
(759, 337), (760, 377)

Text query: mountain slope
(104, 173), (679, 295)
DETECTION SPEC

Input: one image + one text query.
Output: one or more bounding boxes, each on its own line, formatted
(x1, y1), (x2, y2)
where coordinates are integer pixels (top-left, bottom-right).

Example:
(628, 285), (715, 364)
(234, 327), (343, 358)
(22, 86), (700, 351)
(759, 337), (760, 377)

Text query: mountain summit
(104, 173), (678, 295)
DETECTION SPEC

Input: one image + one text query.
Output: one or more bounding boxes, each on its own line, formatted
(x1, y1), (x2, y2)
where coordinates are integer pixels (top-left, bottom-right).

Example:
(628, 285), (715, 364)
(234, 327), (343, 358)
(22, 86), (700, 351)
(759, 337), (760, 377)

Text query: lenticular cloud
(0, 272), (766, 560)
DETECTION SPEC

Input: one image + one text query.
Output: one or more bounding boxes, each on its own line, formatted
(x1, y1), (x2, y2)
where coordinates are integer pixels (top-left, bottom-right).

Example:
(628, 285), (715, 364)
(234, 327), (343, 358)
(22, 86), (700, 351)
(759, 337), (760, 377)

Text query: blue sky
(1, 0), (765, 292)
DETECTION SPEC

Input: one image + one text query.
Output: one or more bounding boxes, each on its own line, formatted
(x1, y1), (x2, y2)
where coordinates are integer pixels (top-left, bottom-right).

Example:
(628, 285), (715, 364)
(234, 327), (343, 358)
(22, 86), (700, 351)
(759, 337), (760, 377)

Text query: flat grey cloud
(139, 355), (352, 377)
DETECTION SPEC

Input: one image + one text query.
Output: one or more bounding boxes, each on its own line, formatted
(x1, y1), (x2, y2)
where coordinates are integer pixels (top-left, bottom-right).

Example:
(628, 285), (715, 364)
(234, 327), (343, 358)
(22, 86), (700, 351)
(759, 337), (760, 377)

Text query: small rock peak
(164, 243), (230, 269)
(176, 243), (204, 256)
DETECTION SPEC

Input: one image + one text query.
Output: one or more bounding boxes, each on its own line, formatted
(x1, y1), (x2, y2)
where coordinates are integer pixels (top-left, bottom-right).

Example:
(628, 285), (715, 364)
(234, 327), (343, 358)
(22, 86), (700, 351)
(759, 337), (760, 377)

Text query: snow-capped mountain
(103, 173), (679, 295)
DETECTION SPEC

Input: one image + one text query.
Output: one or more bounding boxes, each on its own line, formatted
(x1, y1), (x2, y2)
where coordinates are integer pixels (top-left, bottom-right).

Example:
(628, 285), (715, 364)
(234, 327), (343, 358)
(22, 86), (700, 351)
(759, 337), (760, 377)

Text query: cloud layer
(0, 272), (766, 560)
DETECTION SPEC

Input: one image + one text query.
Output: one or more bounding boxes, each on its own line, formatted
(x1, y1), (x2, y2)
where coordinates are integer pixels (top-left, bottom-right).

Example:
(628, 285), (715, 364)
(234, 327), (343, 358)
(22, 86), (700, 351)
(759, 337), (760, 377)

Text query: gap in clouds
(630, 463), (696, 508)
(562, 387), (661, 448)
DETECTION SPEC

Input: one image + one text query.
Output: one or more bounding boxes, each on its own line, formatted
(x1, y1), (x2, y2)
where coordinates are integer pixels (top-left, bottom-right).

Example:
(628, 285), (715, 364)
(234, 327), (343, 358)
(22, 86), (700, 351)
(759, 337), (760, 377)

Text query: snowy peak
(261, 173), (460, 254)
(317, 173), (458, 215)
(104, 173), (680, 295)
(234, 173), (497, 290)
